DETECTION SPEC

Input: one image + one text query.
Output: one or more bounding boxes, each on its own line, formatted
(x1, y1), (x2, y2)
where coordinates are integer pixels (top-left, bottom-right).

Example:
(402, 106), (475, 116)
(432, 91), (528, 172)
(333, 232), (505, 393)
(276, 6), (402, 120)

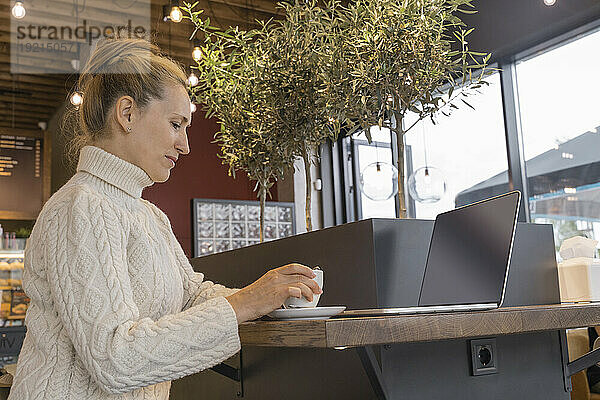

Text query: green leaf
(461, 98), (476, 110)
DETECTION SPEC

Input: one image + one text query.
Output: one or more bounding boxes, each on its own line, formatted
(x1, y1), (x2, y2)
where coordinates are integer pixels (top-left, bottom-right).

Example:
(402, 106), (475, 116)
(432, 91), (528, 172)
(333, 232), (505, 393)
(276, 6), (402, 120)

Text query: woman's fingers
(277, 263), (315, 278)
(283, 274), (321, 294)
(288, 286), (302, 299)
(289, 282), (314, 301)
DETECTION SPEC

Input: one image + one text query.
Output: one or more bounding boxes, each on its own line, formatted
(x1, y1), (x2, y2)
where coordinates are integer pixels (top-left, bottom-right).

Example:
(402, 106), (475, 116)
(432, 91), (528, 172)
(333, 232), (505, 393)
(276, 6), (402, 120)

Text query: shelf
(239, 303), (600, 348)
(0, 250), (24, 257)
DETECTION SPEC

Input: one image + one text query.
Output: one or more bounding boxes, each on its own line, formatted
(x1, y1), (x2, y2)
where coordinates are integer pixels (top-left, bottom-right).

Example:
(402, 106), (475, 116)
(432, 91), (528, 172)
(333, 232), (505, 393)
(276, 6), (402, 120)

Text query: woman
(8, 39), (321, 400)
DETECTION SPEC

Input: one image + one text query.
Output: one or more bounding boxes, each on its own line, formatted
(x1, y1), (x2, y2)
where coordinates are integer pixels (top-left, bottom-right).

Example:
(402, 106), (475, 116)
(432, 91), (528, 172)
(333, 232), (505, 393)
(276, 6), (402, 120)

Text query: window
(515, 28), (600, 252)
(403, 72), (509, 219)
(352, 127), (397, 219)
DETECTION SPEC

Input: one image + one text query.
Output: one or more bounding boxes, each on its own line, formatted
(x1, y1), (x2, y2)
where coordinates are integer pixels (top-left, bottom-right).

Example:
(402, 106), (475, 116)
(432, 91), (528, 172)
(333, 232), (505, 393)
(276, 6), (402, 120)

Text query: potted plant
(184, 1), (348, 233)
(182, 16), (296, 240)
(325, 0), (491, 217)
(183, 0), (489, 230)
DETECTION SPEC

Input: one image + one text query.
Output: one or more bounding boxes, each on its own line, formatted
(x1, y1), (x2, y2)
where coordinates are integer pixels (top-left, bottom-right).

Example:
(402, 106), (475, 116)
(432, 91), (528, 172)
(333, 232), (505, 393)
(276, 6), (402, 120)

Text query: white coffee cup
(283, 268), (323, 308)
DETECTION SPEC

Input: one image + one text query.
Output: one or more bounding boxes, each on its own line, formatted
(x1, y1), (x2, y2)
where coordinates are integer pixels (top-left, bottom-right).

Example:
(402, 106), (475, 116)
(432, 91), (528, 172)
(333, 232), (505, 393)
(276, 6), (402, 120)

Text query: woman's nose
(176, 133), (190, 155)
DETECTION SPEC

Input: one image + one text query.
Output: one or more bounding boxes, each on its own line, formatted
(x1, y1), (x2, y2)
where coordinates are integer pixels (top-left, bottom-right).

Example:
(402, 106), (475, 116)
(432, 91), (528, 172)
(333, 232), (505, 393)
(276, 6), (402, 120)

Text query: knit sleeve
(171, 237), (239, 311)
(146, 201), (239, 311)
(43, 188), (240, 395)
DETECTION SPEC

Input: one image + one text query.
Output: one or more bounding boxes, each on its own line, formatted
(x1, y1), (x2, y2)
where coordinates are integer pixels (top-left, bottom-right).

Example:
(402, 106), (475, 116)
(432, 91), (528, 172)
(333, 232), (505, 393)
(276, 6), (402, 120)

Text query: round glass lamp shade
(408, 166), (447, 203)
(359, 162), (399, 201)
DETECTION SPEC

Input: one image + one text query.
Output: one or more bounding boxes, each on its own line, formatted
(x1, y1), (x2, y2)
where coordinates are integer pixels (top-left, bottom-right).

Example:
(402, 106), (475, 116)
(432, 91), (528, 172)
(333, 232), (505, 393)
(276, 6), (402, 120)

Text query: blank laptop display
(418, 190), (521, 307)
(342, 191), (521, 317)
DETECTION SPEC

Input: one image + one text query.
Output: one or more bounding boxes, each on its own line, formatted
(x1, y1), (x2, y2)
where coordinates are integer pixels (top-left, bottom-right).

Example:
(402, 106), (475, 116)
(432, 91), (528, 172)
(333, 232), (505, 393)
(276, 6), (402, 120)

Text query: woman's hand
(225, 263), (322, 324)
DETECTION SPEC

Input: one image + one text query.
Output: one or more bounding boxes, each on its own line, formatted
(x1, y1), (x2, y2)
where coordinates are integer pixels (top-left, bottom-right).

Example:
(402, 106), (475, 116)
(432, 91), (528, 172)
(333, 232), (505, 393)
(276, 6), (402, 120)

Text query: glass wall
(515, 28), (600, 253)
(403, 72), (509, 219)
(353, 127), (397, 219)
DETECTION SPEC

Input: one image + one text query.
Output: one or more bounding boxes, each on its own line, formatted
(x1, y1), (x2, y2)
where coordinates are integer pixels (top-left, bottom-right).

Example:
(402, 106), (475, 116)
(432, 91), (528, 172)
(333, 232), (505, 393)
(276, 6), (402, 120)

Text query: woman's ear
(115, 95), (135, 133)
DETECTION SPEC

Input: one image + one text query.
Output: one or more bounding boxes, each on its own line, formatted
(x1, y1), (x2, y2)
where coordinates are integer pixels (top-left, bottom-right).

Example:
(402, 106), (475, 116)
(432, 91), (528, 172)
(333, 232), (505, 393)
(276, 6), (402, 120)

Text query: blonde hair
(63, 38), (188, 165)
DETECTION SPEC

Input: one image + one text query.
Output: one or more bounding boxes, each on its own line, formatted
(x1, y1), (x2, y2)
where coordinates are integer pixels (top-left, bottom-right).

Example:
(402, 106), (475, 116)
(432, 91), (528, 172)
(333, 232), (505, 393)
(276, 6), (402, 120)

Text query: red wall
(143, 112), (276, 257)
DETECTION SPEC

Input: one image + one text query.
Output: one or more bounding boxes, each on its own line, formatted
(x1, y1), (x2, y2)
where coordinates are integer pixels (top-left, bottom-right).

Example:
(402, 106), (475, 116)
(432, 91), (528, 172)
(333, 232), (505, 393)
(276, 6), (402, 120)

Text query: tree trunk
(302, 145), (313, 232)
(394, 113), (407, 219)
(259, 183), (266, 242)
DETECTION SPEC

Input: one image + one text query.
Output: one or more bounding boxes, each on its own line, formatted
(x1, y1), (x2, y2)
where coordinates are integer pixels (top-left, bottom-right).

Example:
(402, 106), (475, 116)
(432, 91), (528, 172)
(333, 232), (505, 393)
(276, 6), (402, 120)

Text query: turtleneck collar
(76, 146), (154, 198)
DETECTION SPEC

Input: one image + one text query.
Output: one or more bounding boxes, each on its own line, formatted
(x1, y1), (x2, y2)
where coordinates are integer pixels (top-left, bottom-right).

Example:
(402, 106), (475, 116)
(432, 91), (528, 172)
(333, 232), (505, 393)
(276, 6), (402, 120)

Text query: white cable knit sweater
(8, 146), (241, 400)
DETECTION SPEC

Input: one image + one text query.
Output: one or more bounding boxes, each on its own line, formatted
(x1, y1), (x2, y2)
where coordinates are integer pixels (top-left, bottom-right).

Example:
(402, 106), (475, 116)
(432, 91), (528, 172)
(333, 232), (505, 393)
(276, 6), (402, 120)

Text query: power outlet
(470, 338), (498, 376)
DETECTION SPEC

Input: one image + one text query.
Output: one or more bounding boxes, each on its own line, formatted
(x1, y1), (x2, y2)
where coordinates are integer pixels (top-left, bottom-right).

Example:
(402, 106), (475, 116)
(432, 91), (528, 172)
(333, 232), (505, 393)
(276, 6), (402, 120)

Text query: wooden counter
(239, 303), (600, 348)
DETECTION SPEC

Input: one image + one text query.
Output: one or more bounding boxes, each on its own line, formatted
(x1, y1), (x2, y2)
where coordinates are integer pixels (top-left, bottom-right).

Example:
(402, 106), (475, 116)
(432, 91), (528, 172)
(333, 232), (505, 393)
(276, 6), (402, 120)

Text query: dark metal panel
(319, 142), (335, 228)
(382, 331), (569, 400)
(461, 0), (600, 62)
(192, 219), (560, 310)
(500, 62), (531, 222)
(404, 145), (416, 219)
(372, 219), (433, 307)
(350, 139), (362, 222)
(340, 137), (357, 223)
(371, 220), (560, 308)
(352, 141), (365, 220)
(190, 219), (378, 310)
(501, 223), (561, 307)
(332, 138), (347, 225)
(171, 347), (378, 400)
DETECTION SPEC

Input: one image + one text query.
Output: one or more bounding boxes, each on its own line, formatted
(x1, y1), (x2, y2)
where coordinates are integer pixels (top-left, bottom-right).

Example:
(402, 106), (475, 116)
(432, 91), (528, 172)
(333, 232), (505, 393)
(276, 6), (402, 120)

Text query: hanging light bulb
(543, 0), (556, 5)
(170, 5), (183, 23)
(408, 166), (447, 203)
(359, 161), (399, 201)
(187, 72), (199, 87)
(192, 46), (202, 61)
(12, 1), (26, 19)
(423, 168), (432, 185)
(70, 91), (83, 107)
(190, 103), (197, 113)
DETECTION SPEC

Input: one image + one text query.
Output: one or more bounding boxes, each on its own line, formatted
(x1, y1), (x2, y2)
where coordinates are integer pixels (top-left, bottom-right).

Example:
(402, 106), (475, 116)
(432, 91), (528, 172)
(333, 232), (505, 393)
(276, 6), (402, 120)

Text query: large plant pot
(191, 218), (560, 309)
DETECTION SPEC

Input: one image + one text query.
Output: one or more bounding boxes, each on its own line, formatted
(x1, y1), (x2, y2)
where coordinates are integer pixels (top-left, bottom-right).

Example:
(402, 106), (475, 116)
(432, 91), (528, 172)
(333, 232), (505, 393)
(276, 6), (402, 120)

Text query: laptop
(342, 190), (521, 317)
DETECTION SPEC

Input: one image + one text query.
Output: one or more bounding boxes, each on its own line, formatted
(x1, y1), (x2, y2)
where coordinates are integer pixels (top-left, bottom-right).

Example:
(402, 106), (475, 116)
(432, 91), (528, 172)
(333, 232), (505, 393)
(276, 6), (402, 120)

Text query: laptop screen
(418, 191), (521, 307)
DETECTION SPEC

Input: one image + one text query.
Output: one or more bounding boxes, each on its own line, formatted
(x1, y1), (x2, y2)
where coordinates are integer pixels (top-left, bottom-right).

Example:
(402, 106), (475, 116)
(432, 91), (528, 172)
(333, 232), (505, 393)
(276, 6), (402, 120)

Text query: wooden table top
(239, 303), (600, 348)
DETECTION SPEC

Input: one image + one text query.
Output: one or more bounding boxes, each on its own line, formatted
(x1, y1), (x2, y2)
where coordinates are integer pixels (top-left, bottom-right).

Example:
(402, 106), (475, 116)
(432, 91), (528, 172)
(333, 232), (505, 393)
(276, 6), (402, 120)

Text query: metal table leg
(210, 350), (244, 397)
(356, 346), (389, 400)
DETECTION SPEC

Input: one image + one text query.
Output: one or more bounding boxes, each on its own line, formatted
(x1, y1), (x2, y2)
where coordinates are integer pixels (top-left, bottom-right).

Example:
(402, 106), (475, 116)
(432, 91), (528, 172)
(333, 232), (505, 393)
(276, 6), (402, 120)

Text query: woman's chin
(151, 170), (171, 183)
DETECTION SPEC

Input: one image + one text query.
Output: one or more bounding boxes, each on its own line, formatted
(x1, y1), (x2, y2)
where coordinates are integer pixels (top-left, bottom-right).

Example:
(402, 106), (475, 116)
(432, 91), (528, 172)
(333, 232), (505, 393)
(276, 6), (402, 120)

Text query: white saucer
(267, 306), (346, 320)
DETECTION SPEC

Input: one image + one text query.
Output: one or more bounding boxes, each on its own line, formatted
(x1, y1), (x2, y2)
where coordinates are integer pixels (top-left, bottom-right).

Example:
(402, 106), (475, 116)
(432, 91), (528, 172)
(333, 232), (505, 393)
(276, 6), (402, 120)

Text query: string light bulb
(70, 91), (83, 107)
(187, 72), (199, 87)
(543, 0), (556, 5)
(192, 46), (202, 61)
(169, 5), (183, 23)
(11, 1), (26, 19)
